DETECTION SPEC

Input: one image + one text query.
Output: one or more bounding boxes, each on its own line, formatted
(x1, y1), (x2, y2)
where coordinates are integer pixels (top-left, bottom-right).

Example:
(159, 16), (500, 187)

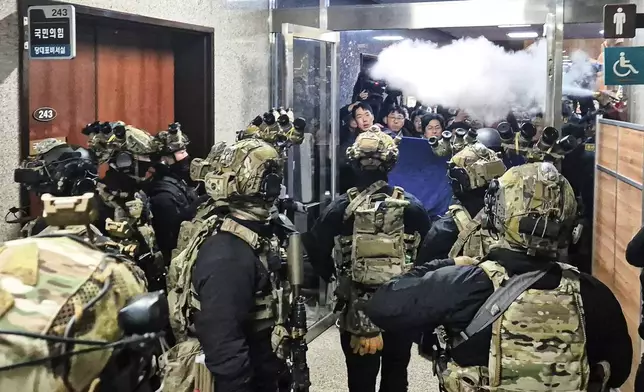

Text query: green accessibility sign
(604, 46), (644, 85)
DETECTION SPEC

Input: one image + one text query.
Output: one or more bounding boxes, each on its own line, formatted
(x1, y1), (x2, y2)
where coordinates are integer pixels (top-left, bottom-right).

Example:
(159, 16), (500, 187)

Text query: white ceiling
(437, 23), (603, 41)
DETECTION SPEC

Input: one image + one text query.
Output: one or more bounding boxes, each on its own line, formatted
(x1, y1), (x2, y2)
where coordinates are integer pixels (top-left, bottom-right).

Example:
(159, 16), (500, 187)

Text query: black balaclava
(457, 187), (487, 216)
(169, 156), (193, 184)
(102, 167), (141, 196)
(354, 168), (389, 190)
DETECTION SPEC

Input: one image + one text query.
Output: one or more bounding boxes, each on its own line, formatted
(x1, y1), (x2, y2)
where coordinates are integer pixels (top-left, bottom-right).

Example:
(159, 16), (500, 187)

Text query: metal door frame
(271, 23), (340, 199)
(271, 0), (567, 128)
(270, 23), (341, 341)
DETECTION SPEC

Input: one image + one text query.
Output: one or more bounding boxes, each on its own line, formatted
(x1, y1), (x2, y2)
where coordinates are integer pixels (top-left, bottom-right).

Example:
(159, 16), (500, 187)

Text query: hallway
(308, 326), (441, 392)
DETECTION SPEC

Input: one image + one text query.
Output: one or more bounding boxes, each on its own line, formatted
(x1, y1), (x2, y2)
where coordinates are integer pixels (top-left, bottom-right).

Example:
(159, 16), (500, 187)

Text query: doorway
(18, 0), (214, 212)
(271, 24), (340, 338)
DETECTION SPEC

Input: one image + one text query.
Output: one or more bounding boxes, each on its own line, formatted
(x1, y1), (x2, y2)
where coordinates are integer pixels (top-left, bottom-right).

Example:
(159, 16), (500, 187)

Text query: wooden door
(96, 26), (175, 134)
(28, 24), (96, 148)
(27, 22), (177, 214)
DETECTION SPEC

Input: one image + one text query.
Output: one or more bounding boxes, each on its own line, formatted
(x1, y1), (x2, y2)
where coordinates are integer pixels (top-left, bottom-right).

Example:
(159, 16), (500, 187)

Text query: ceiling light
(373, 35), (404, 41)
(507, 31), (539, 39)
(498, 24), (531, 28)
(600, 29), (604, 34)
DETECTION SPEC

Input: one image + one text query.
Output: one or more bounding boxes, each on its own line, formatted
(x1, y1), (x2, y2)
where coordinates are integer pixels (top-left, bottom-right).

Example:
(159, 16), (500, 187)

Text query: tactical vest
(443, 260), (589, 392)
(167, 215), (280, 343)
(173, 199), (217, 260)
(163, 215), (283, 392)
(97, 185), (165, 290)
(335, 181), (421, 286)
(448, 204), (496, 259)
(334, 181), (421, 336)
(149, 175), (198, 215)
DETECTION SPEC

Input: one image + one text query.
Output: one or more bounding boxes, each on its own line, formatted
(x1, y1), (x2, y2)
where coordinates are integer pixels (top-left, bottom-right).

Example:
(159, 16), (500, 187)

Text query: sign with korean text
(28, 5), (76, 60)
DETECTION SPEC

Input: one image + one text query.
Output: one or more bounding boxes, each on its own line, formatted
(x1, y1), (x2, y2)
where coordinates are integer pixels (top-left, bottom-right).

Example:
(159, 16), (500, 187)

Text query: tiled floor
(308, 326), (440, 392)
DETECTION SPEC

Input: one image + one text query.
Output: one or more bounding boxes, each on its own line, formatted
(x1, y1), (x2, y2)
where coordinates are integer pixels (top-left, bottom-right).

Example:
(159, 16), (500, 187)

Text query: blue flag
(389, 137), (453, 218)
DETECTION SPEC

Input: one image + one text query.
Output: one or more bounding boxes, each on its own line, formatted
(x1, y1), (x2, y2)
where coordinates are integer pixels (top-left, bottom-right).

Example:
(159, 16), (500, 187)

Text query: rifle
(286, 232), (311, 392)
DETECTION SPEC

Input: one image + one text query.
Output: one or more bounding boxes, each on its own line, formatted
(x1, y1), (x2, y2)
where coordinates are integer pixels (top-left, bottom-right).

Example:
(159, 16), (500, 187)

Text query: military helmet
(346, 126), (400, 172)
(237, 109), (306, 154)
(15, 139), (98, 197)
(33, 138), (66, 155)
(448, 142), (507, 195)
(475, 128), (503, 152)
(83, 121), (158, 180)
(0, 234), (152, 391)
(203, 138), (283, 213)
(155, 122), (190, 154)
(484, 162), (577, 257)
(83, 121), (158, 162)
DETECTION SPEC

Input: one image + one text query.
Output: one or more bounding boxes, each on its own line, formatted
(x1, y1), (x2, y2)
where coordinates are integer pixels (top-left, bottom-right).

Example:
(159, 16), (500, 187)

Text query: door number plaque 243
(33, 107), (57, 122)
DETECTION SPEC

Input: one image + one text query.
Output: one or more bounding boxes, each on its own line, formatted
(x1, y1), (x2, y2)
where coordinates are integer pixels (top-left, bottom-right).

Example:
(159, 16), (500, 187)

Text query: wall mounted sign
(28, 5), (76, 60)
(604, 46), (644, 85)
(32, 107), (57, 122)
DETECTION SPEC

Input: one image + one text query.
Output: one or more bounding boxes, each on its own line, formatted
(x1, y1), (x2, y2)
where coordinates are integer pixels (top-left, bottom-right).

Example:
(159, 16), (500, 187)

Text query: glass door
(271, 24), (339, 338)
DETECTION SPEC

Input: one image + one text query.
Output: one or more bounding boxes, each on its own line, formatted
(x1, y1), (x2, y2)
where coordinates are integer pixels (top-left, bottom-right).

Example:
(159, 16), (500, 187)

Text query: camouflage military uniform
(148, 123), (199, 264)
(163, 114), (305, 392)
(417, 143), (506, 264)
(366, 162), (631, 392)
(0, 192), (150, 392)
(303, 127), (430, 392)
(445, 143), (506, 259)
(83, 122), (165, 291)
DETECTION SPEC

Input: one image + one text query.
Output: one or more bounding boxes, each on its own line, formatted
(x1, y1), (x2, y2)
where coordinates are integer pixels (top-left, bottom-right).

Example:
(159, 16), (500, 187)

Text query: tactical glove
(349, 333), (384, 356)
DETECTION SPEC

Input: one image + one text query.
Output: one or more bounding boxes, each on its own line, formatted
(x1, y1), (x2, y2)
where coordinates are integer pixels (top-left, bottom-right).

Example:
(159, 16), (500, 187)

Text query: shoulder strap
(452, 265), (551, 349)
(448, 207), (482, 258)
(220, 217), (260, 249)
(343, 180), (388, 221)
(448, 204), (472, 232)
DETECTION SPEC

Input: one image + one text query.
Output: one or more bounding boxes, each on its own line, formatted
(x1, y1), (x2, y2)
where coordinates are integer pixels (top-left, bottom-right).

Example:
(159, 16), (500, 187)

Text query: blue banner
(389, 138), (525, 218)
(389, 137), (452, 217)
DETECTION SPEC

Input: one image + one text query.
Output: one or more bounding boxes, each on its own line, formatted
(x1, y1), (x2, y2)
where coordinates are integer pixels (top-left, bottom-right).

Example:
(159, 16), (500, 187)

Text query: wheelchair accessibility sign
(605, 46), (644, 85)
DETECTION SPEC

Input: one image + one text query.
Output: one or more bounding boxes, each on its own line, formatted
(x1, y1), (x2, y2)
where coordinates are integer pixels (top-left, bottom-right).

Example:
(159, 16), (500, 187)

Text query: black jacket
(415, 214), (458, 265)
(561, 141), (595, 221)
(365, 249), (633, 389)
(148, 174), (198, 263)
(192, 218), (284, 392)
(302, 184), (431, 282)
(626, 225), (644, 340)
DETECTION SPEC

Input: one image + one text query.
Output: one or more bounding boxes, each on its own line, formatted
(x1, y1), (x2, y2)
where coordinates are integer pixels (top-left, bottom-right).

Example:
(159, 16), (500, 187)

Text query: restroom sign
(603, 4), (637, 39)
(28, 5), (76, 60)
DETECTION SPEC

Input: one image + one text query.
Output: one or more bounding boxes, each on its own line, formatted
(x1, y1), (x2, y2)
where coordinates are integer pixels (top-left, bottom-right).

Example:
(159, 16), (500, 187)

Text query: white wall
(0, 0), (21, 240)
(0, 0), (271, 239)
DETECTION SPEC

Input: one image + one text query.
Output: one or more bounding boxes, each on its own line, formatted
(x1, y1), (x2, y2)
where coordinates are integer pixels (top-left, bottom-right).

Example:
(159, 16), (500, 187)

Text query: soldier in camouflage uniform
(147, 123), (198, 264)
(417, 141), (506, 263)
(82, 121), (165, 292)
(12, 138), (98, 237)
(366, 162), (633, 391)
(0, 192), (168, 392)
(162, 114), (305, 392)
(302, 127), (429, 392)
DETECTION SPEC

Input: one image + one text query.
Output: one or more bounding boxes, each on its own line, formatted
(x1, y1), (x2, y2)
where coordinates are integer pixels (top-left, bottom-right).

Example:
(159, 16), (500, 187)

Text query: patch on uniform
(585, 143), (595, 152)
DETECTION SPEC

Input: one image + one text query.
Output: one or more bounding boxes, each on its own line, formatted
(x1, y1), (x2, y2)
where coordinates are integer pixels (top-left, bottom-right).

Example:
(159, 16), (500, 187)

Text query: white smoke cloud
(369, 37), (596, 125)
